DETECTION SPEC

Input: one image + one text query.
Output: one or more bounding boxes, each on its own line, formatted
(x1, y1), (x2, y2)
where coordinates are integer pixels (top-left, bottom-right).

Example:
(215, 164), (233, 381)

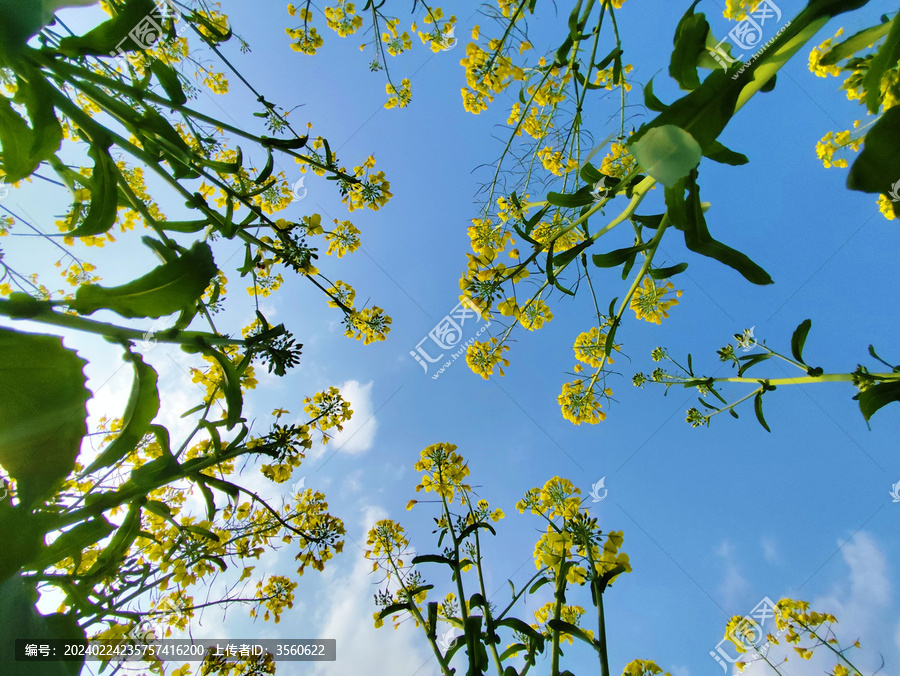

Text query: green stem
(0, 299), (242, 347)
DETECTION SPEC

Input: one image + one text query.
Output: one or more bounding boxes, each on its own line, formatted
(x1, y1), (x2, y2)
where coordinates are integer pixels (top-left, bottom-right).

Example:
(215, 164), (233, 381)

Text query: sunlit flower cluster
(630, 278), (682, 324)
(344, 306), (392, 344)
(413, 442), (471, 503)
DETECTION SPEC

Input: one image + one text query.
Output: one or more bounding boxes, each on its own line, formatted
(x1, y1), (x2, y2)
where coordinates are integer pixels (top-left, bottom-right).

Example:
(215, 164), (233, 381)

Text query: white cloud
(309, 380), (378, 459)
(739, 532), (898, 676)
(760, 537), (778, 564)
(715, 541), (750, 608)
(302, 506), (438, 676)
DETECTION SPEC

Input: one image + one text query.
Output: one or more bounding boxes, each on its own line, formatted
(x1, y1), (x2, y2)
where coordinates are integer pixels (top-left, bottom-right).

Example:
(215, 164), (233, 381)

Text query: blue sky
(4, 0), (900, 675)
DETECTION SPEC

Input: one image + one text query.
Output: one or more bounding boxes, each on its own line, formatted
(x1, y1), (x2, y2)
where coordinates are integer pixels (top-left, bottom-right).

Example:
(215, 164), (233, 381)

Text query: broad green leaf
(0, 95), (39, 182)
(669, 0), (708, 90)
(13, 70), (64, 180)
(628, 69), (742, 159)
(847, 106), (900, 217)
(67, 143), (119, 237)
(0, 0), (98, 53)
(804, 0), (873, 23)
(856, 381), (900, 422)
(546, 186), (594, 207)
(630, 124), (703, 187)
(82, 352), (159, 474)
(704, 140), (749, 165)
(698, 26), (737, 71)
(0, 576), (85, 675)
(0, 70), (63, 184)
(68, 241), (217, 318)
(24, 518), (116, 572)
(579, 162), (604, 184)
(150, 58), (187, 106)
(0, 329), (91, 509)
(58, 0), (159, 57)
(863, 15), (899, 113)
(819, 20), (891, 65)
(643, 78), (669, 113)
(666, 172), (773, 285)
(83, 500), (142, 579)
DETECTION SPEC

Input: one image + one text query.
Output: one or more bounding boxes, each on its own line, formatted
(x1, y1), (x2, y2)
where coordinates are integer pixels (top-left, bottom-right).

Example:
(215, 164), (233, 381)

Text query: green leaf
(546, 619), (598, 649)
(0, 576), (86, 676)
(628, 69), (742, 160)
(666, 172), (773, 285)
(643, 77), (669, 113)
(0, 71), (63, 184)
(863, 15), (900, 113)
(847, 106), (900, 216)
(790, 319), (813, 365)
(255, 149), (275, 184)
(67, 143), (119, 238)
(204, 349), (243, 429)
(68, 241), (217, 318)
(546, 186), (594, 207)
(669, 0), (708, 90)
(149, 58), (187, 106)
(377, 601), (412, 620)
(738, 352), (773, 377)
(0, 329), (91, 509)
(260, 135), (309, 150)
(411, 554), (458, 567)
(197, 474), (241, 501)
(704, 140), (749, 165)
(24, 518), (116, 572)
(632, 213), (665, 229)
(579, 162), (604, 184)
(58, 0), (159, 57)
(820, 20), (891, 65)
(754, 390), (772, 432)
(83, 500), (142, 579)
(82, 352), (159, 475)
(528, 576), (552, 594)
(648, 262), (688, 279)
(183, 525), (221, 542)
(630, 124), (703, 187)
(592, 244), (651, 268)
(856, 381), (900, 422)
